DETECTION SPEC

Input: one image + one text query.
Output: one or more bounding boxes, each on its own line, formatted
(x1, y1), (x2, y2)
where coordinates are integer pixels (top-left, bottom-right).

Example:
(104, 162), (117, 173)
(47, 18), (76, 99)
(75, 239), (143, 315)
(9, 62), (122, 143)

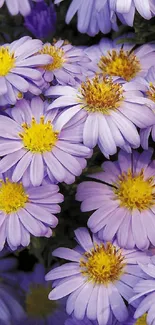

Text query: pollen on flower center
(19, 116), (59, 153)
(135, 313), (147, 325)
(146, 82), (155, 102)
(80, 76), (124, 114)
(40, 44), (65, 70)
(0, 179), (28, 214)
(80, 242), (125, 284)
(114, 169), (155, 211)
(26, 285), (58, 318)
(98, 49), (141, 81)
(0, 47), (15, 76)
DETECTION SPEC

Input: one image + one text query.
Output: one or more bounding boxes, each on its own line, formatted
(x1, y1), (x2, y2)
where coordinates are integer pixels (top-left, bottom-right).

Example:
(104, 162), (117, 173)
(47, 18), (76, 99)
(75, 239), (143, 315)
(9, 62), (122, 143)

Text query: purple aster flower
(24, 1), (56, 39)
(15, 263), (67, 325)
(129, 256), (155, 325)
(139, 66), (155, 150)
(76, 149), (155, 251)
(0, 0), (43, 16)
(84, 37), (155, 83)
(45, 227), (149, 325)
(111, 0), (155, 27)
(0, 97), (91, 185)
(0, 282), (25, 325)
(40, 40), (90, 86)
(55, 0), (118, 36)
(45, 75), (155, 158)
(0, 250), (25, 324)
(0, 168), (63, 251)
(0, 36), (51, 105)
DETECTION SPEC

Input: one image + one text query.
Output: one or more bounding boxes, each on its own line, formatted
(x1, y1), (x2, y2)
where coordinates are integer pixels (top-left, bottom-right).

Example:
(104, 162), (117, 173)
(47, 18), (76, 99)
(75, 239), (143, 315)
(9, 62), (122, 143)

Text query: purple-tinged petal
(43, 151), (66, 182)
(74, 227), (93, 251)
(87, 284), (99, 321)
(108, 283), (128, 322)
(97, 285), (110, 325)
(25, 203), (58, 227)
(12, 151), (32, 182)
(52, 247), (81, 262)
(0, 149), (26, 173)
(45, 263), (80, 281)
(74, 282), (94, 320)
(48, 275), (85, 300)
(7, 213), (21, 247)
(30, 154), (44, 186)
(83, 113), (99, 148)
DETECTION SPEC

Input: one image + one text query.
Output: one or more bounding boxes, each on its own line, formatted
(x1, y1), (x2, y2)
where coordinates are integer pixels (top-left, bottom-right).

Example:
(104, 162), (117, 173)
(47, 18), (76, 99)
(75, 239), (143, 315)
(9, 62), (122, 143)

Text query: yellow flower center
(26, 285), (58, 318)
(0, 47), (15, 76)
(80, 242), (125, 284)
(98, 49), (141, 81)
(114, 169), (155, 211)
(80, 76), (124, 114)
(19, 116), (59, 153)
(0, 179), (28, 214)
(40, 44), (65, 71)
(146, 82), (155, 102)
(135, 313), (147, 325)
(17, 92), (23, 99)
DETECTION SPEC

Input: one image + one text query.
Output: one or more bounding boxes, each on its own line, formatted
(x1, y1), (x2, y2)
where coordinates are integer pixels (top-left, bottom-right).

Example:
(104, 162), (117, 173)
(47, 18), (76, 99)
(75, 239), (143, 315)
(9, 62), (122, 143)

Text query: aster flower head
(45, 75), (155, 158)
(0, 282), (25, 325)
(129, 257), (155, 325)
(24, 1), (56, 40)
(139, 66), (155, 150)
(55, 0), (118, 36)
(76, 149), (155, 251)
(45, 227), (149, 325)
(0, 168), (63, 251)
(0, 36), (51, 105)
(111, 0), (155, 27)
(40, 39), (90, 86)
(0, 0), (43, 16)
(16, 264), (67, 325)
(85, 37), (155, 83)
(0, 97), (91, 185)
(0, 251), (25, 324)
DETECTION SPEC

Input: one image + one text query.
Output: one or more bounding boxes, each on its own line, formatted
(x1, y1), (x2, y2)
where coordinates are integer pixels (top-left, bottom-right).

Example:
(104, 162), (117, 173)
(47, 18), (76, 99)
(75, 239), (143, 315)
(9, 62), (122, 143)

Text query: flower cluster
(0, 1), (155, 325)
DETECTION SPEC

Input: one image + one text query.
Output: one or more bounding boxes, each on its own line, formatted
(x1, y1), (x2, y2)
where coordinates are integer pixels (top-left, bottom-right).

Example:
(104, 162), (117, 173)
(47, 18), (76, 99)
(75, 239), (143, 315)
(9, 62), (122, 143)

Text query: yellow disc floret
(80, 242), (125, 284)
(0, 47), (15, 76)
(40, 44), (65, 71)
(19, 116), (59, 153)
(26, 285), (58, 318)
(114, 169), (155, 211)
(0, 179), (28, 214)
(98, 49), (141, 81)
(146, 82), (155, 102)
(135, 313), (147, 325)
(80, 75), (124, 114)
